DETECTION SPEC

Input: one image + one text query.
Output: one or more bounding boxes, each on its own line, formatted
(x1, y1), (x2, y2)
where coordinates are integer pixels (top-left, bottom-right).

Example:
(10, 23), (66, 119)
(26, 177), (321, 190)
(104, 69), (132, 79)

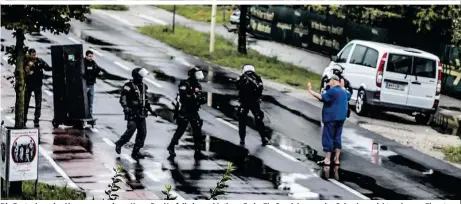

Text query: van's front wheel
(415, 113), (432, 125)
(356, 90), (368, 116)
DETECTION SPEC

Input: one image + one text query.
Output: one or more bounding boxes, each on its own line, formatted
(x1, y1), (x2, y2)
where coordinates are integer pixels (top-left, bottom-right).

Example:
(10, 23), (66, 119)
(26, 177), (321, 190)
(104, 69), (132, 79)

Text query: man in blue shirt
(307, 75), (351, 165)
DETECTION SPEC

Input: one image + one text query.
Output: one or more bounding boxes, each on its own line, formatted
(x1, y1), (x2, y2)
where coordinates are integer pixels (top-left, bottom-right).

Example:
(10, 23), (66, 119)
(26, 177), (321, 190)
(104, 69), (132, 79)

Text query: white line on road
(217, 118), (238, 130)
(122, 154), (136, 164)
(144, 171), (160, 182)
(67, 36), (81, 44)
(329, 179), (370, 200)
(114, 61), (131, 71)
(44, 90), (53, 96)
(40, 146), (79, 189)
(103, 138), (116, 147)
(266, 145), (300, 163)
(90, 48), (104, 57)
(90, 128), (99, 133)
(144, 78), (162, 88)
(137, 14), (168, 26)
(2, 56), (8, 62)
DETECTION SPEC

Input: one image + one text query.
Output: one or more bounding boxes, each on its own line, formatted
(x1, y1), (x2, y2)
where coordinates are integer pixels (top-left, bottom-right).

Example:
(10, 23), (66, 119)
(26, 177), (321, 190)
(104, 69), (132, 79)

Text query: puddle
(100, 47), (123, 53)
(33, 37), (52, 43)
(83, 35), (113, 46)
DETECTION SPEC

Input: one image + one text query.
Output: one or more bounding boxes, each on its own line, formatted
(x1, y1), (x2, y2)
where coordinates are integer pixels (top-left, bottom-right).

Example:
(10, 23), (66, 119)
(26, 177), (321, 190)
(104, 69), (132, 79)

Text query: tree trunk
(238, 5), (248, 55)
(11, 28), (26, 195)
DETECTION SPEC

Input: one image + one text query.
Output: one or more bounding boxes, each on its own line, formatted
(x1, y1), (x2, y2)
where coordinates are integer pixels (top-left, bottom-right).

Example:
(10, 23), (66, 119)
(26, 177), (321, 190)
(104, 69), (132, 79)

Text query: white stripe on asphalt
(137, 14), (168, 26)
(44, 90), (53, 96)
(40, 146), (79, 189)
(216, 116), (369, 199)
(122, 154), (136, 164)
(67, 36), (81, 44)
(114, 61), (131, 71)
(2, 56), (8, 62)
(103, 138), (116, 147)
(90, 48), (104, 57)
(144, 78), (162, 88)
(100, 11), (134, 27)
(90, 128), (99, 133)
(144, 171), (160, 182)
(4, 115), (79, 189)
(329, 179), (370, 200)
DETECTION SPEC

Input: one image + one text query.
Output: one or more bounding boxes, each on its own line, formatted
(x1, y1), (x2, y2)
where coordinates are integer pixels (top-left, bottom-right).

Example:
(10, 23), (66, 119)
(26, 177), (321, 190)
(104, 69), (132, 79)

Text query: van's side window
(350, 45), (367, 66)
(362, 48), (379, 68)
(338, 44), (353, 63)
(387, 54), (412, 74)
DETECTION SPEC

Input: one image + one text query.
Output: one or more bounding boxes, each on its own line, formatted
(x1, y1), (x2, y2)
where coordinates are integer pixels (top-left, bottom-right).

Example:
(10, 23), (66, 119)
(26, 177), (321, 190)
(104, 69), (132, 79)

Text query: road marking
(2, 56), (8, 62)
(217, 118), (238, 130)
(44, 89), (53, 96)
(114, 61), (131, 71)
(100, 11), (134, 27)
(144, 171), (160, 182)
(90, 48), (104, 57)
(122, 154), (136, 164)
(67, 36), (81, 44)
(137, 14), (168, 26)
(90, 127), (99, 133)
(144, 78), (162, 88)
(267, 145), (300, 163)
(103, 138), (116, 147)
(40, 146), (79, 189)
(178, 58), (193, 67)
(328, 179), (370, 200)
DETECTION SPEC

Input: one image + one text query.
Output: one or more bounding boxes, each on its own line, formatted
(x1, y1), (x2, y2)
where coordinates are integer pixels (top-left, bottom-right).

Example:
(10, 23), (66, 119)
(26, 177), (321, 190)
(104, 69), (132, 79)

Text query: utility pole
(209, 3), (217, 53)
(172, 5), (176, 33)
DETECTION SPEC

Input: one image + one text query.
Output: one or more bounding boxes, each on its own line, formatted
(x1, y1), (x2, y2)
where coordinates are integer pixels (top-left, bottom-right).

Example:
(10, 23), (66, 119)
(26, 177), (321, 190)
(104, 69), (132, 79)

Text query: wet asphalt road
(1, 11), (461, 200)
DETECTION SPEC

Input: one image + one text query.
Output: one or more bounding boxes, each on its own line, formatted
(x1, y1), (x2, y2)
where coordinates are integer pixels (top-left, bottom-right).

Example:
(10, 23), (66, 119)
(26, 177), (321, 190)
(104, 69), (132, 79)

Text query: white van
(321, 40), (442, 124)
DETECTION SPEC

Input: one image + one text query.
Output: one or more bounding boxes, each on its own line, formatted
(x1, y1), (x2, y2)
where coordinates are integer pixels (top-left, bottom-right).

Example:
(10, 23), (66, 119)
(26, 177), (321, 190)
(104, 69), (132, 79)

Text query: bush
(3, 181), (86, 200)
(442, 145), (461, 163)
(91, 5), (129, 11)
(155, 5), (235, 24)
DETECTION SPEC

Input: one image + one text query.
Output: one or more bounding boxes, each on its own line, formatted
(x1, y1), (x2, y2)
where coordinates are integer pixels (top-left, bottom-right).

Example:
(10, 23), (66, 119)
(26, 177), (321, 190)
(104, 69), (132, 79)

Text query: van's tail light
(376, 53), (388, 88)
(436, 61), (442, 96)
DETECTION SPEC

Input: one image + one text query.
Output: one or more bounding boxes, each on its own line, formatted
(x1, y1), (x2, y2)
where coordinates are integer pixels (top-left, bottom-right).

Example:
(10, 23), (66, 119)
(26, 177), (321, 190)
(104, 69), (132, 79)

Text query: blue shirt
(321, 85), (351, 122)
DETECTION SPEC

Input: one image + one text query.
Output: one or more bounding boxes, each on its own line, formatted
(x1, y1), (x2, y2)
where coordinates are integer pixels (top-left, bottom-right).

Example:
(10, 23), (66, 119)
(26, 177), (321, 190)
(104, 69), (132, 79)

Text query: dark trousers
(168, 114), (203, 152)
(116, 118), (147, 154)
(238, 102), (267, 142)
(24, 84), (42, 124)
(322, 120), (344, 152)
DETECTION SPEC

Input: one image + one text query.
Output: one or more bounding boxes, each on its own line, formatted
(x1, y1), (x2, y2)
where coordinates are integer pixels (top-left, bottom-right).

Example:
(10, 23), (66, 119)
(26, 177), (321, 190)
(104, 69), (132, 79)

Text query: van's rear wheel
(356, 90), (368, 116)
(415, 113), (432, 125)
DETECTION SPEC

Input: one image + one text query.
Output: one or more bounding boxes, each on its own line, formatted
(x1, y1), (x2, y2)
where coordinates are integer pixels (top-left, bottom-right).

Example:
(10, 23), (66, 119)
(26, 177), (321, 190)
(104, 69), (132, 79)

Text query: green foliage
(91, 5), (129, 11)
(105, 164), (124, 200)
(3, 181), (85, 200)
(155, 5), (235, 24)
(442, 145), (461, 164)
(137, 25), (321, 90)
(162, 185), (178, 200)
(208, 162), (233, 200)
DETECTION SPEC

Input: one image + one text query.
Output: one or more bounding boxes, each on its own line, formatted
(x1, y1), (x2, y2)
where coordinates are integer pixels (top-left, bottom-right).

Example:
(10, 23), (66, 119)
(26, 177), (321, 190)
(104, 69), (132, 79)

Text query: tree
(1, 5), (90, 194)
(238, 5), (248, 55)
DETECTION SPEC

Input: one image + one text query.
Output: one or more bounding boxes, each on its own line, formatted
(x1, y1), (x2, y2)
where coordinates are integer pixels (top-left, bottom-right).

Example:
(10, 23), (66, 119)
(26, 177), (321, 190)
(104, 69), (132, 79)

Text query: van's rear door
(406, 57), (437, 109)
(380, 54), (411, 106)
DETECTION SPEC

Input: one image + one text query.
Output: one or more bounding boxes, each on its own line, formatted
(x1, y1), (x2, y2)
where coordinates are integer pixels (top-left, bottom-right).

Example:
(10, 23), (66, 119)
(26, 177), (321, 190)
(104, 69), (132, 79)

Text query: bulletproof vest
(239, 72), (262, 101)
(177, 79), (204, 113)
(127, 82), (148, 117)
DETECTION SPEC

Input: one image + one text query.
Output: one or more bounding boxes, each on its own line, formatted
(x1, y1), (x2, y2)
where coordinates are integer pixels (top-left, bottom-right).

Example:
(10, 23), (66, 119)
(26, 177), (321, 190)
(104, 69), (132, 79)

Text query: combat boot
(115, 144), (122, 154)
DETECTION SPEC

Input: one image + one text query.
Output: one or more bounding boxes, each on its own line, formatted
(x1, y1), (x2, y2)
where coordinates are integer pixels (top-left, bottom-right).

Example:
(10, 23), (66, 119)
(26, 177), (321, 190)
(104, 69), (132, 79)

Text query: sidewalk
(0, 62), (160, 200)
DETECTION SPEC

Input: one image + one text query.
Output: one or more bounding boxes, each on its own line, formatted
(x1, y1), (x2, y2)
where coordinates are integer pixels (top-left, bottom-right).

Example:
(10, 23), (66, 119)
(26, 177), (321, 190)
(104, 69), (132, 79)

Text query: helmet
(132, 67), (149, 79)
(188, 66), (204, 80)
(242, 64), (255, 74)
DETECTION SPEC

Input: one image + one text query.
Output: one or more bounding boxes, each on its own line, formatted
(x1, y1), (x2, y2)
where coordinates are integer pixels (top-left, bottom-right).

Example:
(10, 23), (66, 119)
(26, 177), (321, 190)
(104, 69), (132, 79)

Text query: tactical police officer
(24, 48), (51, 127)
(235, 65), (270, 146)
(115, 68), (156, 159)
(167, 67), (207, 159)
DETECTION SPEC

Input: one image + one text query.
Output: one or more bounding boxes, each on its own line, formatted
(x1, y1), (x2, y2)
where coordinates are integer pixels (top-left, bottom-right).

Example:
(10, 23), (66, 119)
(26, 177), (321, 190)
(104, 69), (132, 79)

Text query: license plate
(386, 82), (405, 91)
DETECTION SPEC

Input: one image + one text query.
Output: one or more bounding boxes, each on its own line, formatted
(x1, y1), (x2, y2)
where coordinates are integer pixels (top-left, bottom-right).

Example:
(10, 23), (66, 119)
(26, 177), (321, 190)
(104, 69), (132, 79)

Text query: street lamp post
(209, 3), (217, 53)
(172, 5), (176, 33)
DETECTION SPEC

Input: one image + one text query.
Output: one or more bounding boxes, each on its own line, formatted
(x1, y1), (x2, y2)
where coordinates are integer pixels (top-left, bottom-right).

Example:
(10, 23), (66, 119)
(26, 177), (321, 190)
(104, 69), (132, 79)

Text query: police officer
(167, 67), (206, 159)
(235, 65), (269, 146)
(24, 48), (51, 127)
(115, 68), (156, 159)
(83, 50), (103, 118)
(323, 65), (353, 118)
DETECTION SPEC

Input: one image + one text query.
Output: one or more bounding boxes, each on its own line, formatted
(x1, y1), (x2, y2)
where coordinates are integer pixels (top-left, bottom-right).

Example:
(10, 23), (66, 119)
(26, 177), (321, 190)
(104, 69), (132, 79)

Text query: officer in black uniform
(323, 66), (353, 118)
(115, 68), (156, 159)
(168, 67), (206, 159)
(235, 64), (269, 146)
(24, 48), (51, 127)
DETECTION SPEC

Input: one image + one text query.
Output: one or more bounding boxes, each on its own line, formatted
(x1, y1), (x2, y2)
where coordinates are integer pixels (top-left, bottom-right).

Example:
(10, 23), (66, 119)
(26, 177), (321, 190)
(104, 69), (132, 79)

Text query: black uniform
(168, 77), (206, 158)
(23, 56), (51, 126)
(115, 79), (154, 158)
(235, 71), (269, 145)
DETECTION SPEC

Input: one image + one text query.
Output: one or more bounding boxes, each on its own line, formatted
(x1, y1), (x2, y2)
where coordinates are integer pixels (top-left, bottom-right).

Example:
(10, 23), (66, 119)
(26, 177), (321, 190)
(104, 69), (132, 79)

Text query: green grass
(90, 5), (129, 11)
(155, 5), (235, 24)
(442, 145), (461, 164)
(137, 25), (321, 90)
(2, 181), (86, 200)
